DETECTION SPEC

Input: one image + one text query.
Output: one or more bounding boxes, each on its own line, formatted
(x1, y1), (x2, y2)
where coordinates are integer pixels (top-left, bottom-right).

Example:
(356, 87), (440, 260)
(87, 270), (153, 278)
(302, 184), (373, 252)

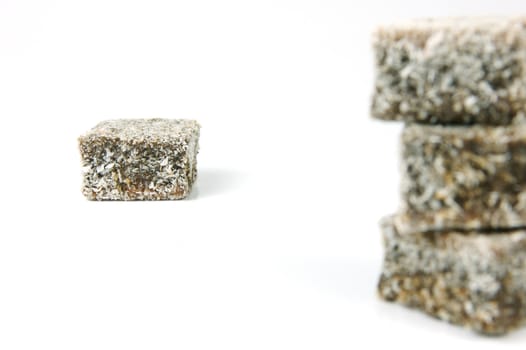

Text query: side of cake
(378, 216), (526, 335)
(79, 119), (200, 200)
(371, 17), (526, 124)
(397, 123), (526, 234)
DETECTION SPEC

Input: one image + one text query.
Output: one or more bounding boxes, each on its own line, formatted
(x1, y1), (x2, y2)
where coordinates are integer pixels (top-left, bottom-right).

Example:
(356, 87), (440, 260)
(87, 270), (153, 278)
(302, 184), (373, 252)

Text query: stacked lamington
(372, 17), (526, 335)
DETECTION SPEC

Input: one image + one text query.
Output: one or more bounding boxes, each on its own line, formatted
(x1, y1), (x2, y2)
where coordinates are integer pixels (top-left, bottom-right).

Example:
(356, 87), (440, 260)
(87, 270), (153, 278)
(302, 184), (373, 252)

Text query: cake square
(78, 119), (200, 200)
(397, 123), (526, 234)
(378, 216), (526, 335)
(371, 16), (526, 125)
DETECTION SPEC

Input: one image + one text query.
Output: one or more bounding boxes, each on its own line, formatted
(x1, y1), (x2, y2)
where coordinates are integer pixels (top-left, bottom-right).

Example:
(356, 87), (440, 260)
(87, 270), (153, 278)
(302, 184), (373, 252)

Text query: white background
(1, 0), (526, 348)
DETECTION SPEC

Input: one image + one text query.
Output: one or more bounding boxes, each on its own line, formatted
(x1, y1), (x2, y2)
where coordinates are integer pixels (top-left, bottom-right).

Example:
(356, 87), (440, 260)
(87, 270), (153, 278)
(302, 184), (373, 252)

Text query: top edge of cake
(384, 215), (526, 251)
(402, 123), (526, 140)
(79, 119), (200, 142)
(374, 16), (526, 41)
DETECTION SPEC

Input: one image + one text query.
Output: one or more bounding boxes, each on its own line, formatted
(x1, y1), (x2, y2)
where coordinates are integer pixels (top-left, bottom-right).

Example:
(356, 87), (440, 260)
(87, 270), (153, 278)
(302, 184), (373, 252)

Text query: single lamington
(371, 16), (526, 125)
(397, 123), (526, 234)
(378, 216), (526, 335)
(79, 119), (200, 200)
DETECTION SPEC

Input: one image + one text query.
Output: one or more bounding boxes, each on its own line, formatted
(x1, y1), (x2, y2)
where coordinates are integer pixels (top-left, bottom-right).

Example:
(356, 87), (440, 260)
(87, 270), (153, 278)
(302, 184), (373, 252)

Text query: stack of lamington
(372, 17), (526, 335)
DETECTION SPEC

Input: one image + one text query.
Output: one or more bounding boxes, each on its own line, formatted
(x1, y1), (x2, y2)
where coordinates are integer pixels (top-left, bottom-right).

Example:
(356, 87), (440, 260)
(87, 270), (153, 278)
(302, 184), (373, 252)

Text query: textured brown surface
(378, 216), (526, 335)
(79, 119), (200, 200)
(371, 16), (526, 125)
(397, 123), (526, 234)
